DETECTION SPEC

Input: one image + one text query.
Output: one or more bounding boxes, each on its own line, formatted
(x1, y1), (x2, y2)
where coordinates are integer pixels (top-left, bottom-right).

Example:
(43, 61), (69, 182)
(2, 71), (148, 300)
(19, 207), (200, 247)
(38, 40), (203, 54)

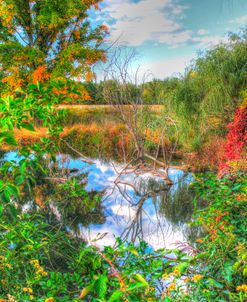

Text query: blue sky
(93, 0), (247, 79)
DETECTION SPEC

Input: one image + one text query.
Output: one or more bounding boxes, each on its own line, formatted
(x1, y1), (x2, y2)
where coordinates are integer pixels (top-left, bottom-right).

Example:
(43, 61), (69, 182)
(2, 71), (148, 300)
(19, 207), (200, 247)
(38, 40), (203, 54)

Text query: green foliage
(0, 211), (184, 301)
(0, 82), (68, 211)
(165, 29), (247, 149)
(188, 173), (247, 301)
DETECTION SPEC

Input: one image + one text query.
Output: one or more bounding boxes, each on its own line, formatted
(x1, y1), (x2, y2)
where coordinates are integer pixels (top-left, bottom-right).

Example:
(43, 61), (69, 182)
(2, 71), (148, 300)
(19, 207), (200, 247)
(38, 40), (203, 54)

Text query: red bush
(219, 106), (247, 175)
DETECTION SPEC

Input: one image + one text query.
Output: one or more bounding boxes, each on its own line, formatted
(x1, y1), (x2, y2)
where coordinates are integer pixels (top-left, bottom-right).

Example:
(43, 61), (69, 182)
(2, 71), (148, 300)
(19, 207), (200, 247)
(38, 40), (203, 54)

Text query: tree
(165, 28), (247, 150)
(102, 47), (178, 183)
(0, 0), (108, 92)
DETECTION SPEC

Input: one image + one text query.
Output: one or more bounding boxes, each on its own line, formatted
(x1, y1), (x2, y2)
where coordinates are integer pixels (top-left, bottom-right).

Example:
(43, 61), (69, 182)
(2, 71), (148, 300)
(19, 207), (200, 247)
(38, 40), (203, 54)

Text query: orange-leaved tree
(0, 0), (108, 97)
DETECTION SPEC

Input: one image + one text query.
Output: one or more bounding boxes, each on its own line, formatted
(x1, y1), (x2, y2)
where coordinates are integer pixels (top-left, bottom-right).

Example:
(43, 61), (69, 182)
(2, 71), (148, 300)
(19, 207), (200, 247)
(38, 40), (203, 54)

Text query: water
(3, 151), (198, 250)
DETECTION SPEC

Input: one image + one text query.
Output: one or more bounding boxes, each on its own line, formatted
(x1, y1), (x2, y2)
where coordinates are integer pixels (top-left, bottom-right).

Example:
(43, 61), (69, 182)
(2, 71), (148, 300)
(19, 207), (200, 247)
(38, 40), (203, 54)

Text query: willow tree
(166, 28), (247, 150)
(0, 0), (108, 93)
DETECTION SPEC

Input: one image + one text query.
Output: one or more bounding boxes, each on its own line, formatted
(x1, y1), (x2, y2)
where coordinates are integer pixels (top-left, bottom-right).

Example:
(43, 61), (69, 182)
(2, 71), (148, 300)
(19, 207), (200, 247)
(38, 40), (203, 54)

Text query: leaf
(134, 274), (148, 286)
(0, 204), (3, 216)
(6, 204), (18, 219)
(21, 123), (35, 131)
(3, 136), (17, 146)
(15, 175), (24, 185)
(95, 275), (108, 299)
(129, 247), (139, 256)
(5, 184), (19, 199)
(206, 278), (224, 289)
(78, 283), (94, 300)
(177, 262), (189, 274)
(126, 282), (147, 291)
(108, 291), (123, 302)
(28, 84), (38, 90)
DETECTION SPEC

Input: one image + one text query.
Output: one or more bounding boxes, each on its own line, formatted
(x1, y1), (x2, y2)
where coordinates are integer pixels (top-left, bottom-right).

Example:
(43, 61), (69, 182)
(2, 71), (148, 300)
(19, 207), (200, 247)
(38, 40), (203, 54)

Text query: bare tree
(102, 47), (178, 184)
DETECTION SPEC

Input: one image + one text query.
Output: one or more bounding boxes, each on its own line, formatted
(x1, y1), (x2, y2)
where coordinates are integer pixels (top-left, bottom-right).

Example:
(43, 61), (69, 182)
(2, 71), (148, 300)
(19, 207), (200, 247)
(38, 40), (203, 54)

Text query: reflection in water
(54, 155), (197, 249)
(1, 151), (199, 250)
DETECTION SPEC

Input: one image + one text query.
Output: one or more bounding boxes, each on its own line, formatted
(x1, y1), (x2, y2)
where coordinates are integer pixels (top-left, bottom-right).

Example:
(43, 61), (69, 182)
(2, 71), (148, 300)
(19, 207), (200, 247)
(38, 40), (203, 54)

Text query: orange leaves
(73, 30), (81, 40)
(145, 128), (170, 146)
(2, 75), (23, 89)
(52, 84), (91, 102)
(85, 71), (95, 82)
(82, 0), (102, 9)
(100, 24), (109, 32)
(32, 66), (50, 84)
(86, 52), (107, 65)
(93, 3), (100, 10)
(81, 89), (91, 101)
(0, 1), (15, 30)
(53, 86), (68, 95)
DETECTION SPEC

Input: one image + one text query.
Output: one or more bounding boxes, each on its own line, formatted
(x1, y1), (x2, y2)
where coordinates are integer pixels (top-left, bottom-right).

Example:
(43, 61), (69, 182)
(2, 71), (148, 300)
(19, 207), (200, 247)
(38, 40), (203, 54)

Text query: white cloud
(103, 0), (191, 47)
(192, 35), (228, 48)
(197, 29), (209, 35)
(228, 14), (247, 25)
(101, 0), (228, 50)
(142, 54), (194, 79)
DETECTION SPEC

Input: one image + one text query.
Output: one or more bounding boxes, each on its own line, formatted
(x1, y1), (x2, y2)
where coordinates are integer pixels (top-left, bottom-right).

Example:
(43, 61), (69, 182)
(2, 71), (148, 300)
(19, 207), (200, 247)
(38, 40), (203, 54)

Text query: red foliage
(187, 136), (226, 171)
(219, 106), (247, 175)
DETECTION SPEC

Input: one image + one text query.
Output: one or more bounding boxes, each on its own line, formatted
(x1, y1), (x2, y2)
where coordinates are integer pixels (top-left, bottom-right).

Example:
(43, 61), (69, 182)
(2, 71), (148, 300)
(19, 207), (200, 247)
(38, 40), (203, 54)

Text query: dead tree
(102, 47), (178, 184)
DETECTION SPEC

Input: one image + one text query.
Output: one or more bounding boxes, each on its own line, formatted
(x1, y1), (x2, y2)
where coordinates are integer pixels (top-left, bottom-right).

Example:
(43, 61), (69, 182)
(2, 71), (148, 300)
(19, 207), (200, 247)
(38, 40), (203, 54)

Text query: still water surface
(3, 152), (198, 250)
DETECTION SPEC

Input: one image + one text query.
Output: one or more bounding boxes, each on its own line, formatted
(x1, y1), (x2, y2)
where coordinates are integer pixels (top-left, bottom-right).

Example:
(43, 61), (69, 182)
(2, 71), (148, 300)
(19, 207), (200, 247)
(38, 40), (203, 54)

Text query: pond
(3, 151), (200, 250)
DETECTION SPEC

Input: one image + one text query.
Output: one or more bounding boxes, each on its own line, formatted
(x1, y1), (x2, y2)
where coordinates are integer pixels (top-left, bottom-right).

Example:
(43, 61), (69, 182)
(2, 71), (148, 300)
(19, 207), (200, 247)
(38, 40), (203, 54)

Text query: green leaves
(0, 131), (17, 146)
(0, 183), (19, 203)
(133, 274), (149, 287)
(95, 275), (108, 299)
(108, 291), (123, 302)
(20, 123), (35, 132)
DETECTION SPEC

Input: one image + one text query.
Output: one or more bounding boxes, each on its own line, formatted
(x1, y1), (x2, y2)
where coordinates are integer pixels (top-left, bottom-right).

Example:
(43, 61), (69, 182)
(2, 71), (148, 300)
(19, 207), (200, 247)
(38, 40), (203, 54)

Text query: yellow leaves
(240, 90), (247, 109)
(189, 71), (197, 79)
(236, 284), (247, 293)
(45, 298), (55, 302)
(166, 282), (176, 294)
(86, 51), (107, 65)
(22, 288), (33, 294)
(128, 247), (139, 256)
(78, 284), (94, 299)
(162, 272), (169, 280)
(145, 128), (170, 146)
(0, 1), (15, 28)
(171, 267), (180, 277)
(30, 259), (49, 278)
(134, 274), (148, 286)
(183, 277), (190, 283)
(191, 274), (203, 282)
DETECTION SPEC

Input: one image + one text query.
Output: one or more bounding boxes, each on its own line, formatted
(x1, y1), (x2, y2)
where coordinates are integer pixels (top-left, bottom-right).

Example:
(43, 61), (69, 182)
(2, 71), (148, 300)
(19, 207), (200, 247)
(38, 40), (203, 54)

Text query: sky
(92, 0), (247, 80)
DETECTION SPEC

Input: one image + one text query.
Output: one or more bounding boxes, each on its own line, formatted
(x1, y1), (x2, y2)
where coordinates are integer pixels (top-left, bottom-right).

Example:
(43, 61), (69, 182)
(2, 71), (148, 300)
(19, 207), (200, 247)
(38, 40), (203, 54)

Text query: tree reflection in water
(54, 156), (200, 249)
(1, 151), (201, 249)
